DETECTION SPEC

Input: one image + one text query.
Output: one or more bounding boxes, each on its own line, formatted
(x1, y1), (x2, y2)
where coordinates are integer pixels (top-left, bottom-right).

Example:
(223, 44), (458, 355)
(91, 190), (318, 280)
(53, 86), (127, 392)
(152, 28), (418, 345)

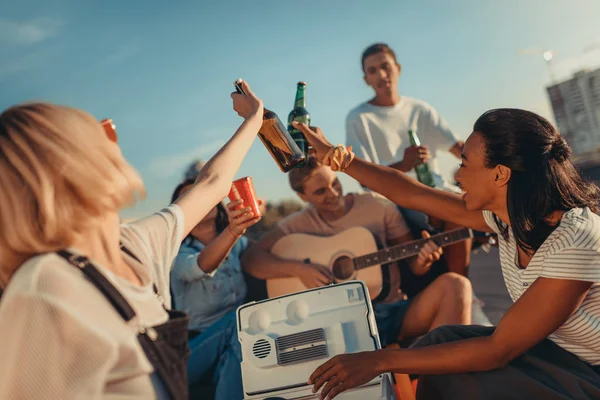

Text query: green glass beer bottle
(287, 81), (310, 167)
(408, 130), (436, 187)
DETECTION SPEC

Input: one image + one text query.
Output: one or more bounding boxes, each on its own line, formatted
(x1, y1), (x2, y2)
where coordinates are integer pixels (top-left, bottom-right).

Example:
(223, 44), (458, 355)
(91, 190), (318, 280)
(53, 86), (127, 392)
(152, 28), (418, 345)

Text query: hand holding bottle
(231, 79), (263, 120)
(400, 145), (431, 171)
(290, 122), (333, 163)
(234, 79), (305, 172)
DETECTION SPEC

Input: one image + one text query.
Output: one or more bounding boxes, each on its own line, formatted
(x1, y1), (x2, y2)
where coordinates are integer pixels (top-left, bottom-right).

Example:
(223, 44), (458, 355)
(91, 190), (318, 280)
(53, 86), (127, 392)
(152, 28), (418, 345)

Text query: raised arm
(175, 80), (263, 237)
(345, 158), (489, 231)
(293, 122), (490, 232)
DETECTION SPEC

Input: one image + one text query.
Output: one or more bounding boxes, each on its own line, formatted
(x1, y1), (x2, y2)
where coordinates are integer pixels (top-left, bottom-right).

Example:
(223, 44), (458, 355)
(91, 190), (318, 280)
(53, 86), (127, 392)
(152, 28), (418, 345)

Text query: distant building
(547, 67), (600, 161)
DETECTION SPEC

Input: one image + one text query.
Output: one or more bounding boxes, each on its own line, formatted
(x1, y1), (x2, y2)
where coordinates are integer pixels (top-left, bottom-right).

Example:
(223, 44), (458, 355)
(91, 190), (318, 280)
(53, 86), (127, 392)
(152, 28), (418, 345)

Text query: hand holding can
(228, 176), (263, 218)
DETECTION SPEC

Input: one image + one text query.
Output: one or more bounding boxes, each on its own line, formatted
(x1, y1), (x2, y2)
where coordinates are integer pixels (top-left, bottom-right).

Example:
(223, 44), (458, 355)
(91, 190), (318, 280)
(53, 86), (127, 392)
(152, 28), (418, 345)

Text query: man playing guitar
(242, 157), (472, 347)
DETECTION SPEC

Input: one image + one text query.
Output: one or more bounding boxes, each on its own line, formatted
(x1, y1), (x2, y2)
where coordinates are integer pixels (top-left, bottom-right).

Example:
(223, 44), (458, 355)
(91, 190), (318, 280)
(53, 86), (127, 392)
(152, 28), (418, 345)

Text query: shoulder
(3, 254), (122, 330)
(540, 209), (600, 281)
(120, 205), (184, 246)
(278, 207), (313, 231)
(7, 254), (83, 298)
(482, 210), (503, 234)
(177, 237), (204, 254)
(354, 192), (394, 208)
(402, 96), (437, 114)
(557, 208), (600, 251)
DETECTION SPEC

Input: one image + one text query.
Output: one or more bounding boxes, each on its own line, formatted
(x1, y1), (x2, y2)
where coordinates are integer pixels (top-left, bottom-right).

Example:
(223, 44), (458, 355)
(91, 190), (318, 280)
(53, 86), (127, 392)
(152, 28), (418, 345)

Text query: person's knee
(439, 272), (472, 304)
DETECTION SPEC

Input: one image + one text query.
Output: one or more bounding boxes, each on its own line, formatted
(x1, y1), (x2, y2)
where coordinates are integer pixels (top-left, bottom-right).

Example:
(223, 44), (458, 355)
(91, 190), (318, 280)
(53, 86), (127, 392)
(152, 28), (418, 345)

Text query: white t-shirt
(0, 205), (185, 399)
(482, 207), (600, 365)
(346, 97), (460, 189)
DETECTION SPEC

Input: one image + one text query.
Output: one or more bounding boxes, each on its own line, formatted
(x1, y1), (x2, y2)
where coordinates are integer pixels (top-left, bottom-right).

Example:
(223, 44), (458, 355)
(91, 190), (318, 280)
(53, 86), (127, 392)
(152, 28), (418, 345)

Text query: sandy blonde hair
(0, 103), (145, 286)
(288, 156), (323, 193)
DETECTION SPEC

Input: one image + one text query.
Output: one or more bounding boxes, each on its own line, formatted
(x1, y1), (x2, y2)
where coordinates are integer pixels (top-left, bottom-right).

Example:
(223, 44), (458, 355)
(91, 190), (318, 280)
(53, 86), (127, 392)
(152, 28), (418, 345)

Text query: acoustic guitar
(267, 226), (473, 299)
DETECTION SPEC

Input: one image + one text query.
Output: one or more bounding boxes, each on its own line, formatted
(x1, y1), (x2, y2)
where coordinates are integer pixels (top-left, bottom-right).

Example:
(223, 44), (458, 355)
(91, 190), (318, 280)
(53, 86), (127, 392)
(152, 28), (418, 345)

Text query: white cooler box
(236, 281), (397, 400)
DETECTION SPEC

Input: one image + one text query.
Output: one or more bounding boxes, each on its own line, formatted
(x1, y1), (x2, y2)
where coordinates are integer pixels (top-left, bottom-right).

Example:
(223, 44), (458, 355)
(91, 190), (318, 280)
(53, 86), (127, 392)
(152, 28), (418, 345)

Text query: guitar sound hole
(332, 256), (355, 281)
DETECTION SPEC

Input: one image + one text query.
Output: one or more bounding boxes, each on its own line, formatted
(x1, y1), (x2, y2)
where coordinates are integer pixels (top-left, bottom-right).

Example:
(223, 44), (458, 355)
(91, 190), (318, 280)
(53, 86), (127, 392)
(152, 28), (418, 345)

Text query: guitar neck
(353, 228), (473, 270)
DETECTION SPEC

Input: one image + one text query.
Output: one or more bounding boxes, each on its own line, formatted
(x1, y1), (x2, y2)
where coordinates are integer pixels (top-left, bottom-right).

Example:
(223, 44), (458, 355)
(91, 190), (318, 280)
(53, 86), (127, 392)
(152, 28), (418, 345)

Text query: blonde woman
(0, 80), (262, 399)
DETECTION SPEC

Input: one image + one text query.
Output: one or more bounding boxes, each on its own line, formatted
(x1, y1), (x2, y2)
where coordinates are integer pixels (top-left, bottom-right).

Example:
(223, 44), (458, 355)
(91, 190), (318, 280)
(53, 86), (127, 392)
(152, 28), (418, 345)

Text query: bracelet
(323, 144), (355, 172)
(340, 151), (355, 172)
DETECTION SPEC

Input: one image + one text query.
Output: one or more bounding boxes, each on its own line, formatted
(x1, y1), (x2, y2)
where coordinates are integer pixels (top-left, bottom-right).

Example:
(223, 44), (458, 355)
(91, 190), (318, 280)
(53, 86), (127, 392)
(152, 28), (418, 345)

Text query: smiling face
(454, 132), (506, 212)
(362, 51), (401, 98)
(297, 166), (346, 214)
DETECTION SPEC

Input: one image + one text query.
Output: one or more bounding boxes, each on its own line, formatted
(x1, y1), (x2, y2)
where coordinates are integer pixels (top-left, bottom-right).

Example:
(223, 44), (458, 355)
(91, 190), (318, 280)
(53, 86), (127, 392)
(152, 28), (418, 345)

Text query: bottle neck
(294, 85), (307, 109)
(408, 130), (420, 146)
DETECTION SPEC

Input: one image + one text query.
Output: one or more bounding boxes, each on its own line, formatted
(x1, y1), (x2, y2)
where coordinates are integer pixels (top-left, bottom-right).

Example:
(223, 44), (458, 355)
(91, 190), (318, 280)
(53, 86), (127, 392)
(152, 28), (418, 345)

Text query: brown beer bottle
(234, 79), (306, 172)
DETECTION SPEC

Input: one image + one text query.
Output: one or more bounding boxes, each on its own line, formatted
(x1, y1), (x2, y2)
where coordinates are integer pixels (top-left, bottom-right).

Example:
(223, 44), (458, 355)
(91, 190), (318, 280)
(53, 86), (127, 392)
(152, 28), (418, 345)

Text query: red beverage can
(101, 119), (118, 143)
(228, 176), (262, 217)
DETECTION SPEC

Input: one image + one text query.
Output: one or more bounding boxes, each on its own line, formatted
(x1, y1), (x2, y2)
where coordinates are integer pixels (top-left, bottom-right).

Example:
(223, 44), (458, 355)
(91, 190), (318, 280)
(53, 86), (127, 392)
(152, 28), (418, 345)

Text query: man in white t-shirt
(345, 42), (472, 277)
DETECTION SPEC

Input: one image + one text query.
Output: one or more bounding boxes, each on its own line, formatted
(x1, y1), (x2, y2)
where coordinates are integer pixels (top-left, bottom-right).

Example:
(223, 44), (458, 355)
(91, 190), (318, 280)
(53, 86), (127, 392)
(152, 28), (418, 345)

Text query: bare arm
(195, 231), (239, 274)
(380, 278), (591, 374)
(387, 160), (407, 172)
(346, 159), (489, 231)
(241, 227), (304, 279)
(195, 201), (261, 274)
(310, 277), (592, 399)
(294, 122), (490, 232)
(175, 80), (263, 237)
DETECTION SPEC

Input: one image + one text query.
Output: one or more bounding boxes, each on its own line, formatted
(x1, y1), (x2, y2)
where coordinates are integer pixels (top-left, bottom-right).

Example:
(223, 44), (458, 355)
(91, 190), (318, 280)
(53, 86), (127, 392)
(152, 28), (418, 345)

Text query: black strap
(119, 244), (161, 296)
(120, 244), (142, 263)
(56, 250), (136, 321)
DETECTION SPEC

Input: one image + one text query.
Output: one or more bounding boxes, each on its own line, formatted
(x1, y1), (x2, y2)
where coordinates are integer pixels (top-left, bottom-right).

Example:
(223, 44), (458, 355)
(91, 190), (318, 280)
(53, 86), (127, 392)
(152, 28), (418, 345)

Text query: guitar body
(267, 227), (384, 299)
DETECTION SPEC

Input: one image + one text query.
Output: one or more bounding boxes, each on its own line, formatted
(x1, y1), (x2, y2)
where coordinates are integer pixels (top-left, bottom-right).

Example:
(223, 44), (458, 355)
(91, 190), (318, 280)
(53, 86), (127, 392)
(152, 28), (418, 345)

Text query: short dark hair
(288, 156), (323, 193)
(361, 43), (398, 72)
(475, 108), (600, 252)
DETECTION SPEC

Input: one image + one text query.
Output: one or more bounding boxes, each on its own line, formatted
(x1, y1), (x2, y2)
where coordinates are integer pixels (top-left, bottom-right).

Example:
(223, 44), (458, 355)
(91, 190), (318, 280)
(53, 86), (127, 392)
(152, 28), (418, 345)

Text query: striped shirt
(483, 207), (600, 366)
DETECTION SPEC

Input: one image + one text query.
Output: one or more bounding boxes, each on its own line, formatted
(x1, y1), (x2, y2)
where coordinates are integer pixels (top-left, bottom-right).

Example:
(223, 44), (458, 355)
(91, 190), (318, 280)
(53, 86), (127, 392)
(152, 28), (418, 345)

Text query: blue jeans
(187, 311), (243, 400)
(374, 300), (412, 348)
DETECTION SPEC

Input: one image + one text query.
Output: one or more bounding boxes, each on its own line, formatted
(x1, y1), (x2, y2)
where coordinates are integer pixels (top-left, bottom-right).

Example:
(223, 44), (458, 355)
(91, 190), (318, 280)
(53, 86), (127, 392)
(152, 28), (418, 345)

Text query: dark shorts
(374, 299), (412, 348)
(412, 325), (600, 400)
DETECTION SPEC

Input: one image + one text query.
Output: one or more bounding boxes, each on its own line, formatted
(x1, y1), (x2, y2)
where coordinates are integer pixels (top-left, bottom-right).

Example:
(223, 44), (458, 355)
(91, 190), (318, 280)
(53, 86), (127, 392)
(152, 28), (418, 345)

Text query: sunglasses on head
(101, 119), (118, 143)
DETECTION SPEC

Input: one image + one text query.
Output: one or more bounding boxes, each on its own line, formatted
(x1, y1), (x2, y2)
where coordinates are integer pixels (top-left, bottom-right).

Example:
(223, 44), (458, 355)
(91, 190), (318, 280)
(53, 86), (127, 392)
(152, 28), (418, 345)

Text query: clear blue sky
(2, 0), (599, 219)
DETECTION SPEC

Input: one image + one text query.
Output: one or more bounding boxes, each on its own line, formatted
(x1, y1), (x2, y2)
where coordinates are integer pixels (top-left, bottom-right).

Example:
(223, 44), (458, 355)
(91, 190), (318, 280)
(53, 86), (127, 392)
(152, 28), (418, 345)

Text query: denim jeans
(187, 311), (243, 400)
